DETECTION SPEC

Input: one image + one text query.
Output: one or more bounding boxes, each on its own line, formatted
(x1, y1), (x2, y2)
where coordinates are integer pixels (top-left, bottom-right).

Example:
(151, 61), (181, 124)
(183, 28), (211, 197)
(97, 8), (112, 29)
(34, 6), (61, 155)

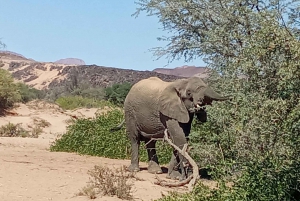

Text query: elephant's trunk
(204, 86), (230, 101)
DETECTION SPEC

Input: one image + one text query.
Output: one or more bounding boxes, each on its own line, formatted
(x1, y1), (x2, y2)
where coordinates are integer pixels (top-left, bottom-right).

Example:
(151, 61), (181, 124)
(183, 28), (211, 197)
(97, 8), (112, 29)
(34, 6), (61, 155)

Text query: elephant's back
(124, 77), (169, 114)
(127, 77), (169, 100)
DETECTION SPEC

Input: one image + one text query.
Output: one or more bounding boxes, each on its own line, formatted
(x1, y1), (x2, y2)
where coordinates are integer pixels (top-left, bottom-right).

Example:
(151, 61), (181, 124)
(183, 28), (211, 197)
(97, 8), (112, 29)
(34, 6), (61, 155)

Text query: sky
(0, 0), (206, 71)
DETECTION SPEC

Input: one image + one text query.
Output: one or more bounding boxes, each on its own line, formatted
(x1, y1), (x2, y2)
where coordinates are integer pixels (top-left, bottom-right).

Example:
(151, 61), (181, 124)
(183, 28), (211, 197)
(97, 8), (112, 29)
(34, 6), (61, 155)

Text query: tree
(0, 69), (21, 110)
(134, 0), (300, 200)
(0, 41), (21, 110)
(17, 82), (45, 103)
(105, 82), (132, 105)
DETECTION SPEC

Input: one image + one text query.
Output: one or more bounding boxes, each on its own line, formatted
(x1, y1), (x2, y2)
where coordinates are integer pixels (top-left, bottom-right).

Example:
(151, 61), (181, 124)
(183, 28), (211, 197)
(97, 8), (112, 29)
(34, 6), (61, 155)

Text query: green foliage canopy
(17, 82), (45, 103)
(135, 0), (300, 200)
(105, 82), (132, 105)
(0, 69), (21, 109)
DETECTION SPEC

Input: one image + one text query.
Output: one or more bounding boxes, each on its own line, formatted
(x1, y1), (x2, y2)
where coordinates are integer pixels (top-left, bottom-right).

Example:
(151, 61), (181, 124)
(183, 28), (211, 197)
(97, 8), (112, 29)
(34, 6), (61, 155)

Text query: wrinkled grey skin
(111, 76), (229, 180)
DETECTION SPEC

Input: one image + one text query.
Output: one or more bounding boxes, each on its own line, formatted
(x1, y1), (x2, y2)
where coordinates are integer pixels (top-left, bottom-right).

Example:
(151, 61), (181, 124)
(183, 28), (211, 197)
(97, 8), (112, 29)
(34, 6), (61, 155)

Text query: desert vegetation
(0, 68), (47, 113)
(50, 109), (172, 164)
(43, 70), (133, 109)
(0, 122), (46, 138)
(0, 68), (21, 110)
(77, 165), (137, 200)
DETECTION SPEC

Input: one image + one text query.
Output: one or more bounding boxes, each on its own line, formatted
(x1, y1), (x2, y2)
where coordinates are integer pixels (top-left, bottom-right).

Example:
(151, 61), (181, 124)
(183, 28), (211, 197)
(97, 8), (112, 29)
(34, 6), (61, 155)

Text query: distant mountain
(48, 65), (181, 89)
(1, 51), (210, 91)
(54, 58), (85, 65)
(153, 65), (209, 78)
(0, 51), (181, 90)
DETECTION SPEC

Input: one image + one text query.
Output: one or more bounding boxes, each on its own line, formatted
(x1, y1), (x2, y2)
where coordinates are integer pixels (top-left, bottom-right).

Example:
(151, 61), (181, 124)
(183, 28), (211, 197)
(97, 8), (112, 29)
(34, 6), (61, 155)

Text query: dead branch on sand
(154, 129), (200, 191)
(154, 174), (193, 188)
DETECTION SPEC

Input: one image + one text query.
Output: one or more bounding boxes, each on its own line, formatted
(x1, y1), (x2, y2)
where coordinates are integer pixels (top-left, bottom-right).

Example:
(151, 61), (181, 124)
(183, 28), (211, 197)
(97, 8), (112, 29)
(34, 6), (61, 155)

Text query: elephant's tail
(110, 119), (125, 132)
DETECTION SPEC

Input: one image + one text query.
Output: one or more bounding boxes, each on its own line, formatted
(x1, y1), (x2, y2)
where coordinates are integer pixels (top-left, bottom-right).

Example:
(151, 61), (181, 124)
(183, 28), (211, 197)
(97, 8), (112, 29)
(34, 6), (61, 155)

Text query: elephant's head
(159, 76), (230, 123)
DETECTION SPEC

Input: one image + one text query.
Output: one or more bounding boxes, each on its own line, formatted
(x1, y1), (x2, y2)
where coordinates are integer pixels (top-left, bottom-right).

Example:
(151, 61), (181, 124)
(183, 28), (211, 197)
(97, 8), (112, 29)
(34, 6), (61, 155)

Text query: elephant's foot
(166, 168), (193, 180)
(166, 170), (182, 180)
(147, 161), (163, 174)
(128, 164), (140, 172)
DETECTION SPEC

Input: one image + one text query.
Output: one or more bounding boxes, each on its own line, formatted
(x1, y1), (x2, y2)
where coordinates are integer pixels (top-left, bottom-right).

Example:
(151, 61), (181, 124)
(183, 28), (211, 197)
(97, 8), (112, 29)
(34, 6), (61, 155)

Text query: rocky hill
(0, 50), (35, 61)
(0, 51), (182, 90)
(48, 64), (182, 89)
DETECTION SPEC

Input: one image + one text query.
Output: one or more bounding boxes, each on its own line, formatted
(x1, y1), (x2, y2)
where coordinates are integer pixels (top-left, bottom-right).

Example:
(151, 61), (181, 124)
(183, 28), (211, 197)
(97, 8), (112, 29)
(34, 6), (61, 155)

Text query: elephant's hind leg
(145, 139), (163, 174)
(126, 118), (140, 172)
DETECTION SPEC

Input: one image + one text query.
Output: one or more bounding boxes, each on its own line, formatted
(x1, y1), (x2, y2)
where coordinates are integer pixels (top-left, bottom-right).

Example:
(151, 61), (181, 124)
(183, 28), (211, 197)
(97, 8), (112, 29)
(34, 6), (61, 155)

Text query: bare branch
(154, 129), (200, 191)
(154, 174), (193, 188)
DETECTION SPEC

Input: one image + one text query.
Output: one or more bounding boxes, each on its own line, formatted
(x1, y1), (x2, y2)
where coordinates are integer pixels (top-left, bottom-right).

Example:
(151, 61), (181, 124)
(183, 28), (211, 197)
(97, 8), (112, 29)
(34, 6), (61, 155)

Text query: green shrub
(159, 158), (300, 201)
(71, 86), (106, 100)
(105, 82), (132, 105)
(17, 82), (45, 103)
(50, 109), (172, 164)
(45, 80), (106, 102)
(0, 69), (21, 109)
(55, 95), (114, 110)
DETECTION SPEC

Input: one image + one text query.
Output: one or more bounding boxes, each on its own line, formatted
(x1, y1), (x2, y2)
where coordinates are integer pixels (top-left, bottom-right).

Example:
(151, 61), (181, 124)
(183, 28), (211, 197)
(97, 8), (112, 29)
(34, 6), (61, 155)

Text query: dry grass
(0, 122), (44, 138)
(64, 117), (76, 125)
(78, 165), (135, 200)
(30, 126), (43, 138)
(32, 117), (51, 128)
(0, 123), (29, 137)
(26, 100), (63, 111)
(77, 184), (97, 199)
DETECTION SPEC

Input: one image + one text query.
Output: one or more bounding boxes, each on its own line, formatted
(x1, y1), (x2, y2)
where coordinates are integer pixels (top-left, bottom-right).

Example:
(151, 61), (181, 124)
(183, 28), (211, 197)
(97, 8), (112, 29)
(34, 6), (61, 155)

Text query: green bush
(159, 158), (300, 201)
(50, 109), (172, 164)
(17, 82), (45, 103)
(71, 86), (106, 100)
(105, 82), (132, 105)
(55, 95), (114, 110)
(0, 69), (21, 109)
(45, 80), (106, 102)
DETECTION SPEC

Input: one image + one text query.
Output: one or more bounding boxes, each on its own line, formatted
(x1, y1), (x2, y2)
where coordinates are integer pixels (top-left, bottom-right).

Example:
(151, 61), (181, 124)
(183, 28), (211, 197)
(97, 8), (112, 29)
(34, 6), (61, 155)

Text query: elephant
(110, 76), (229, 180)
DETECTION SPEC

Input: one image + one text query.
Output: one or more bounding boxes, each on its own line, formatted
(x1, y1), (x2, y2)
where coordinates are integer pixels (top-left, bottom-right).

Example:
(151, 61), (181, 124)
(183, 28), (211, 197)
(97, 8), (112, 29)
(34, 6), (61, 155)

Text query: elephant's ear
(159, 80), (189, 123)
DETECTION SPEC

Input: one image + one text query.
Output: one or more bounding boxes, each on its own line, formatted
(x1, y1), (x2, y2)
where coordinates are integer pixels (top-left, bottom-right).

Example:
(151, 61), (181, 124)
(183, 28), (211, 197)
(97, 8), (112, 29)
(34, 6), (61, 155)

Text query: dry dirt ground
(0, 101), (198, 201)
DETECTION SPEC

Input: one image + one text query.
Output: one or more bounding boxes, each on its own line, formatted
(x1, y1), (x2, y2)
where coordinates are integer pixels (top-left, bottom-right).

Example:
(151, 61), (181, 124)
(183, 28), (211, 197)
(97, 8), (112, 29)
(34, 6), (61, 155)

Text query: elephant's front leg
(166, 119), (189, 180)
(167, 152), (193, 180)
(166, 152), (182, 180)
(144, 139), (163, 174)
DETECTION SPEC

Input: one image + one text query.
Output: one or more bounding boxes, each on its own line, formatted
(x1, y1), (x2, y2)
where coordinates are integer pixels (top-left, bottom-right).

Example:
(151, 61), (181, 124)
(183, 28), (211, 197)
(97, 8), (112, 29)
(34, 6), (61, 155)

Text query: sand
(0, 101), (191, 201)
